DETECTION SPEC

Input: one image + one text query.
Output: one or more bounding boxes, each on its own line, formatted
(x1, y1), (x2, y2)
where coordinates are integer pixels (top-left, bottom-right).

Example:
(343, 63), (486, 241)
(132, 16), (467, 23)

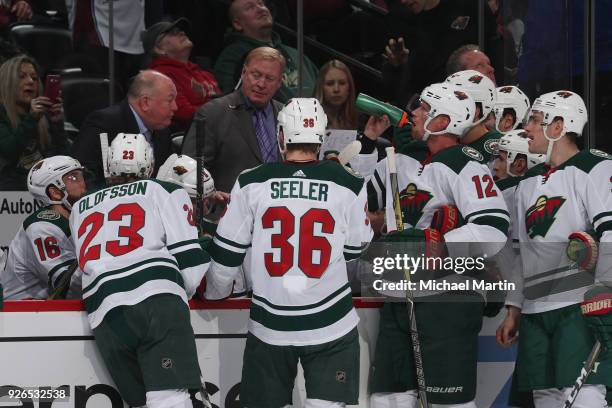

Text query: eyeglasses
(245, 69), (279, 85)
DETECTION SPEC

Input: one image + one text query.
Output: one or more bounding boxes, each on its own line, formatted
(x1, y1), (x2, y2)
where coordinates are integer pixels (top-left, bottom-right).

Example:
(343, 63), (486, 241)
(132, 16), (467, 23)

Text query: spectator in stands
(446, 44), (496, 84)
(64, 0), (148, 90)
(314, 59), (358, 130)
(71, 70), (176, 189)
(0, 0), (32, 30)
(214, 0), (318, 103)
(0, 55), (67, 190)
(142, 18), (221, 133)
(381, 0), (498, 108)
(183, 46), (284, 193)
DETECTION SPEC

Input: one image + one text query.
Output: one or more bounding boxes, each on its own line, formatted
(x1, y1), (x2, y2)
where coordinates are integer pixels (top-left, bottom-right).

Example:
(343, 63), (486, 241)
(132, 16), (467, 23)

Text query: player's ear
(512, 156), (527, 175)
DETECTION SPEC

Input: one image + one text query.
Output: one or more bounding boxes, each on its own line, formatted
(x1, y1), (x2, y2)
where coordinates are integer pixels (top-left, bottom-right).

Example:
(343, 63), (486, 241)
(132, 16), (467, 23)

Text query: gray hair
(127, 69), (172, 99)
(446, 44), (481, 75)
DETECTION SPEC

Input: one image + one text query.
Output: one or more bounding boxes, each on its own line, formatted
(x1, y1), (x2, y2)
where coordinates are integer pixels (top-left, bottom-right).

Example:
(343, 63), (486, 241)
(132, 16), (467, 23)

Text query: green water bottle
(355, 93), (412, 128)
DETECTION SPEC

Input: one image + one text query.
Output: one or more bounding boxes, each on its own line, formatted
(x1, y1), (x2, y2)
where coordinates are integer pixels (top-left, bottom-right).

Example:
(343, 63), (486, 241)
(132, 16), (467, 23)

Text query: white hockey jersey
(205, 161), (373, 346)
(2, 208), (76, 300)
(514, 149), (612, 314)
(368, 145), (509, 254)
(69, 179), (210, 329)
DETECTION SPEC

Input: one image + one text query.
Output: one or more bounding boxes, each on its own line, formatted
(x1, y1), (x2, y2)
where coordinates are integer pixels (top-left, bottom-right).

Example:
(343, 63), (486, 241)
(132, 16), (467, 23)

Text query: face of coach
(240, 48), (284, 108)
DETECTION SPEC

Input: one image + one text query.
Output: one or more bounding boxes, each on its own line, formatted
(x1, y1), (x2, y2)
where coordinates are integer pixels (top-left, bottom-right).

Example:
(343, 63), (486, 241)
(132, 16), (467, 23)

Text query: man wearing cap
(143, 18), (221, 133)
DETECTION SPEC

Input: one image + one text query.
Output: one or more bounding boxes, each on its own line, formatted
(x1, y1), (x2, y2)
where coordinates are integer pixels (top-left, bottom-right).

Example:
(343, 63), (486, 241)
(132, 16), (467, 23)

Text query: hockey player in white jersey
(489, 86), (531, 133)
(496, 91), (612, 407)
(70, 133), (210, 408)
(368, 82), (510, 408)
(1, 156), (86, 299)
(204, 98), (373, 408)
(445, 70), (501, 164)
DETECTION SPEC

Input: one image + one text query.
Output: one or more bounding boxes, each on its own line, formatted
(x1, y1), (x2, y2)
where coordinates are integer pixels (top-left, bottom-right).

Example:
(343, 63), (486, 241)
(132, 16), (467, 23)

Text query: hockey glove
(567, 230), (599, 270)
(581, 285), (612, 353)
(430, 205), (463, 235)
(380, 228), (445, 258)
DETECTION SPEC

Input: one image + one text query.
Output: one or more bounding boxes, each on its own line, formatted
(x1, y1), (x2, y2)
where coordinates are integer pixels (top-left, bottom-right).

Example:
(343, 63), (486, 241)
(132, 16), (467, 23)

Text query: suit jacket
(182, 90), (284, 193)
(71, 99), (173, 189)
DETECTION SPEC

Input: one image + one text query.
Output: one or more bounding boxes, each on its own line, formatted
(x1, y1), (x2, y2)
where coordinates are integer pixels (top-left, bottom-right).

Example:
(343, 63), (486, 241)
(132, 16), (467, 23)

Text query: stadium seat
(60, 76), (124, 130)
(9, 24), (73, 75)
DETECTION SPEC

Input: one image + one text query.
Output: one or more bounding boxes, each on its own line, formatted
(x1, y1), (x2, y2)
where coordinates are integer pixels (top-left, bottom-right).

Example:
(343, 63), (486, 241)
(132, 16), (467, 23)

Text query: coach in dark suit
(182, 47), (285, 193)
(71, 70), (176, 188)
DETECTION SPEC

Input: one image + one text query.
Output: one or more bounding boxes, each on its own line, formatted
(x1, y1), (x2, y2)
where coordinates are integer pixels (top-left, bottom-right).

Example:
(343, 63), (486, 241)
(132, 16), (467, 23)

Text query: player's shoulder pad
(148, 178), (184, 194)
(431, 145), (484, 174)
(568, 149), (612, 174)
(237, 163), (270, 188)
(23, 207), (70, 237)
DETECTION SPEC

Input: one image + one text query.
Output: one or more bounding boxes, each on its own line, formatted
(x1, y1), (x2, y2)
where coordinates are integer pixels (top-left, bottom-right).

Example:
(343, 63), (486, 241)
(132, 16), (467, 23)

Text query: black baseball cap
(141, 18), (191, 55)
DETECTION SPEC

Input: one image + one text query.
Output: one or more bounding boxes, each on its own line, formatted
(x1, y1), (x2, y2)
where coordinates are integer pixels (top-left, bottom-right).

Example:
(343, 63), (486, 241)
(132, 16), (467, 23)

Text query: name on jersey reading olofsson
(79, 181), (148, 213)
(270, 180), (329, 202)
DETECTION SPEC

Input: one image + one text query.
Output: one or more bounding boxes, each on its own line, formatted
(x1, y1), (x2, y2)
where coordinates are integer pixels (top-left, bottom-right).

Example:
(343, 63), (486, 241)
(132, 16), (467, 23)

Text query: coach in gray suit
(182, 47), (285, 193)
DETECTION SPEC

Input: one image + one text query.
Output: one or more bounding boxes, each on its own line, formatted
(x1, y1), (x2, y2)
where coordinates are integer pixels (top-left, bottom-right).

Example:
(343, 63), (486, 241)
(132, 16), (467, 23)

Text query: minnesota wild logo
(400, 183), (433, 225)
(469, 74), (483, 84)
(525, 195), (566, 238)
(499, 86), (514, 93)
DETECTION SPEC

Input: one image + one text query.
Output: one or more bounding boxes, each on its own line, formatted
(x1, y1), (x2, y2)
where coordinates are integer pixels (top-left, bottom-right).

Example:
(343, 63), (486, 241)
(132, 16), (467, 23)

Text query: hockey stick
(195, 119), (205, 236)
(386, 147), (430, 408)
(100, 133), (110, 182)
(48, 261), (78, 300)
(338, 140), (362, 166)
(561, 340), (602, 408)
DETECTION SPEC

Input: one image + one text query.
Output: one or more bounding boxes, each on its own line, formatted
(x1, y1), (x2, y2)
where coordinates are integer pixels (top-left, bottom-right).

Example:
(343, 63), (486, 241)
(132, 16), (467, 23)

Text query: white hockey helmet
(156, 153), (215, 198)
(529, 90), (588, 163)
(107, 133), (154, 178)
(27, 155), (84, 209)
(498, 130), (545, 176)
(493, 86), (530, 132)
(418, 82), (476, 140)
(445, 70), (496, 126)
(277, 98), (328, 154)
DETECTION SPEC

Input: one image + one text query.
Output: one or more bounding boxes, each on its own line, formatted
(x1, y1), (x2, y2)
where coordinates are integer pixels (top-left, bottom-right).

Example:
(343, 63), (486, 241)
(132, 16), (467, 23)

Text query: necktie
(254, 110), (276, 163)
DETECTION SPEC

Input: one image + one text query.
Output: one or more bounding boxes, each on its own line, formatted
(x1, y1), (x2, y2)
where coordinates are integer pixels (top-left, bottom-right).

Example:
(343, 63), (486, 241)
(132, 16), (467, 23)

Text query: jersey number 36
(262, 207), (334, 279)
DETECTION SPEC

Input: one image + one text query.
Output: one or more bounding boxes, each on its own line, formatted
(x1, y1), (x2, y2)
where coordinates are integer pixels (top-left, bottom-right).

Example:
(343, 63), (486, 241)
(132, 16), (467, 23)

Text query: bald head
(128, 70), (178, 130)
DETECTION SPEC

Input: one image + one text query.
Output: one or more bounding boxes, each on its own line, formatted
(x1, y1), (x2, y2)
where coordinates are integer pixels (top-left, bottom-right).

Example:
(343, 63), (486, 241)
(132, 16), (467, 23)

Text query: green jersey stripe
(47, 259), (74, 287)
(214, 234), (251, 250)
(596, 220), (612, 239)
(209, 242), (245, 267)
(167, 239), (200, 251)
(250, 291), (353, 332)
(82, 257), (178, 295)
(471, 216), (509, 236)
(84, 266), (185, 314)
(464, 208), (510, 222)
(252, 283), (350, 311)
(344, 243), (366, 251)
(344, 252), (362, 261)
(593, 211), (612, 225)
(174, 248), (210, 270)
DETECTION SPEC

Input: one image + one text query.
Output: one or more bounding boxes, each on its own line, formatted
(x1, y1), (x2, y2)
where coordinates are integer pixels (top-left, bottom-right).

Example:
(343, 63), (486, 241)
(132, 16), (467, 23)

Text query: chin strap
(543, 123), (566, 164)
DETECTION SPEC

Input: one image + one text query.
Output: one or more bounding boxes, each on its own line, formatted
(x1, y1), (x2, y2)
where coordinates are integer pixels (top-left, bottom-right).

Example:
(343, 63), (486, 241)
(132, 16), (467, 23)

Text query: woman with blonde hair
(0, 55), (67, 190)
(314, 59), (358, 129)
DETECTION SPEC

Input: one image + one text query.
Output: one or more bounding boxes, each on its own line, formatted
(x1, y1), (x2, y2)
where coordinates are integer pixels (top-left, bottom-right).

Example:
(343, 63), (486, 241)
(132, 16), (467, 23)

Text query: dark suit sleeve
(71, 111), (106, 188)
(181, 105), (217, 173)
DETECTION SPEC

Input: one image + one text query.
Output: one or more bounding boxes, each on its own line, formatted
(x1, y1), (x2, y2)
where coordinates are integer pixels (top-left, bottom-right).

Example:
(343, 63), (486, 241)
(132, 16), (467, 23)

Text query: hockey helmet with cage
(107, 133), (154, 178)
(156, 153), (215, 198)
(418, 82), (476, 140)
(445, 69), (496, 126)
(498, 130), (545, 176)
(27, 155), (84, 209)
(276, 98), (328, 154)
(493, 86), (530, 133)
